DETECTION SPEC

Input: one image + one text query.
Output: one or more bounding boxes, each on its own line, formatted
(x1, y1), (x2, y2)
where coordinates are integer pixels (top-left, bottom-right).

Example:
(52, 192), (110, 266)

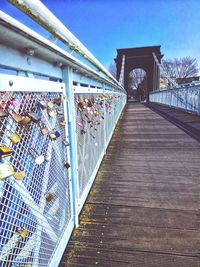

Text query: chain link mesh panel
(149, 86), (200, 115)
(0, 90), (72, 267)
(75, 92), (126, 200)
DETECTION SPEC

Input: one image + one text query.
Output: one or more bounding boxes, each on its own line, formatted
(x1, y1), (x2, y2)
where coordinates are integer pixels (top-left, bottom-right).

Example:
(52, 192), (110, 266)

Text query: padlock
(9, 133), (21, 144)
(17, 227), (28, 239)
(47, 101), (54, 109)
(29, 148), (45, 165)
(11, 112), (24, 123)
(81, 129), (86, 135)
(63, 140), (70, 146)
(54, 130), (61, 138)
(38, 100), (47, 110)
(38, 121), (48, 136)
(0, 162), (14, 180)
(57, 109), (63, 115)
(49, 132), (57, 141)
(78, 101), (86, 109)
(77, 121), (83, 127)
(27, 112), (40, 123)
(53, 96), (62, 106)
(13, 170), (25, 180)
(45, 193), (54, 202)
(59, 120), (66, 126)
(64, 162), (70, 169)
(0, 108), (8, 118)
(19, 115), (31, 126)
(48, 110), (56, 117)
(0, 145), (13, 158)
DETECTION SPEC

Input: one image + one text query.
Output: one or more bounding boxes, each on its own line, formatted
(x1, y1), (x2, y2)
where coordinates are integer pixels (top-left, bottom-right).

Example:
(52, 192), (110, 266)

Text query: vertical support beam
(62, 67), (79, 227)
(153, 60), (157, 92)
(198, 90), (200, 115)
(102, 83), (107, 154)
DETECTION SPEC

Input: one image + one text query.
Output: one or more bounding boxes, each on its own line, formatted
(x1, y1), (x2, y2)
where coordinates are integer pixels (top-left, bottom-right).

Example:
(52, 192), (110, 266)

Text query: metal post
(62, 66), (79, 227)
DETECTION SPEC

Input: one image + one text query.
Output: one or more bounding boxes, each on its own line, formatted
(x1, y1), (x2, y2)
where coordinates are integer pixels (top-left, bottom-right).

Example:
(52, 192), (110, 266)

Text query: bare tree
(162, 57), (199, 84)
(108, 62), (117, 78)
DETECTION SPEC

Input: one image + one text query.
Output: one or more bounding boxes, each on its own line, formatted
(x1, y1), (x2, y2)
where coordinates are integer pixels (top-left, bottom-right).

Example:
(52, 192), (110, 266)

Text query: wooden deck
(60, 103), (200, 267)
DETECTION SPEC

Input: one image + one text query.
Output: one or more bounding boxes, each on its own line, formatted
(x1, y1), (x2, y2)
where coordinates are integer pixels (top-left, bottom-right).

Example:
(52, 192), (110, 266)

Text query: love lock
(0, 145), (13, 158)
(38, 120), (48, 136)
(64, 162), (70, 169)
(27, 112), (40, 123)
(19, 115), (31, 126)
(29, 148), (45, 165)
(10, 112), (24, 123)
(17, 227), (28, 239)
(0, 162), (14, 180)
(9, 132), (21, 144)
(0, 108), (8, 118)
(47, 101), (54, 109)
(38, 100), (47, 110)
(47, 110), (56, 117)
(13, 170), (26, 180)
(45, 193), (54, 202)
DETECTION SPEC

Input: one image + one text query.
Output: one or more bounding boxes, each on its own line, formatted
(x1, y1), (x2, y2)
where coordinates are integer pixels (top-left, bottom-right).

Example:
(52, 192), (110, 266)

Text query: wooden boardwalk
(60, 103), (200, 267)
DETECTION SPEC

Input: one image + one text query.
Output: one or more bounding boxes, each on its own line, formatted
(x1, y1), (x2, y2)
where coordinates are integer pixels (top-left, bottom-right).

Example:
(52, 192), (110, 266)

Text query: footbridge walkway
(0, 2), (200, 267)
(60, 103), (200, 267)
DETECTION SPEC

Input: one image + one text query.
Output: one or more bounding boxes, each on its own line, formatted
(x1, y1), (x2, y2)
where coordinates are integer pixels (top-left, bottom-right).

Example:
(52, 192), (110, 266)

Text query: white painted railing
(0, 3), (126, 267)
(149, 86), (200, 115)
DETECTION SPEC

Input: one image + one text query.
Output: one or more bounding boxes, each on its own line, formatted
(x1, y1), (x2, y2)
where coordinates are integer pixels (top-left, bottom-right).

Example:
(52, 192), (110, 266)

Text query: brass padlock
(64, 162), (70, 169)
(45, 193), (54, 202)
(57, 109), (63, 115)
(48, 110), (56, 117)
(27, 112), (40, 123)
(19, 116), (31, 126)
(11, 112), (24, 123)
(60, 120), (66, 126)
(47, 101), (54, 109)
(0, 145), (13, 158)
(9, 133), (21, 144)
(13, 170), (25, 180)
(0, 162), (14, 180)
(17, 227), (28, 239)
(0, 108), (8, 118)
(49, 132), (57, 141)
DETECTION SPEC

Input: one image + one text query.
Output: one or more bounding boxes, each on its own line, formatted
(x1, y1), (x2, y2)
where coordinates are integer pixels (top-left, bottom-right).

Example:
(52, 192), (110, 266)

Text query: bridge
(0, 1), (199, 267)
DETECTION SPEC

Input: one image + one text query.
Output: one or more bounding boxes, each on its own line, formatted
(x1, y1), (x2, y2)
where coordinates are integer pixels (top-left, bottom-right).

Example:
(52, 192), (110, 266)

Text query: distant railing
(149, 86), (200, 115)
(0, 3), (126, 267)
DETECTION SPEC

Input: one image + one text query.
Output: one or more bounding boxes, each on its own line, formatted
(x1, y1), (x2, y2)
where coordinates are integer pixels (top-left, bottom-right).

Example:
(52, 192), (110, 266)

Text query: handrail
(0, 11), (124, 91)
(8, 0), (123, 90)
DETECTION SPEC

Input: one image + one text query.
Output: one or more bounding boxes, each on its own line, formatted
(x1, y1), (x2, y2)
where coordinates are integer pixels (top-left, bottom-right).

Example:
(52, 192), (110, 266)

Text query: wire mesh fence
(0, 88), (72, 267)
(74, 91), (126, 203)
(149, 86), (200, 115)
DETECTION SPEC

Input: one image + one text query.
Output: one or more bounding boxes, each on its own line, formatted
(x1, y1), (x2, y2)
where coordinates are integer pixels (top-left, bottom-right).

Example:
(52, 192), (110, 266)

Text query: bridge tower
(115, 46), (163, 98)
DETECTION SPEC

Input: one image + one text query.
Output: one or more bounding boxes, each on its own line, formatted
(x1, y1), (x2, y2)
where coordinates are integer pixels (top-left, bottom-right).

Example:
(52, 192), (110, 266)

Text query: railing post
(198, 88), (200, 115)
(185, 88), (188, 112)
(62, 66), (79, 227)
(102, 83), (107, 153)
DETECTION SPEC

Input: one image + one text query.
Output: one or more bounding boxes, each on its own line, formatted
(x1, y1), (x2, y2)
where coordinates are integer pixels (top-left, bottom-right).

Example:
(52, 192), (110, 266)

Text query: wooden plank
(59, 103), (200, 267)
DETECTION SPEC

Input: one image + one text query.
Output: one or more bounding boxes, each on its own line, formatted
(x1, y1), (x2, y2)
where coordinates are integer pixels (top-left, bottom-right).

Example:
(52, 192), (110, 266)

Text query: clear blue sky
(1, 0), (200, 69)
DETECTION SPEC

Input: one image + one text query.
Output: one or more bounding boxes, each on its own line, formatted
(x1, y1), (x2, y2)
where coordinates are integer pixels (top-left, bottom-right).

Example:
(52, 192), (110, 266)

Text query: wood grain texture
(60, 104), (200, 267)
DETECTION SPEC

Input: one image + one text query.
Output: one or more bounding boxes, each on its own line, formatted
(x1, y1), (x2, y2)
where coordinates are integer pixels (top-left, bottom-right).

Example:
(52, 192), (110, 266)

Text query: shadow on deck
(60, 103), (200, 267)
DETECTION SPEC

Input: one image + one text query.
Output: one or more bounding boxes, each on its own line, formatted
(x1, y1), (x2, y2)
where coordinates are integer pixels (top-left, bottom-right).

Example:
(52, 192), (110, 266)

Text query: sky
(1, 0), (200, 70)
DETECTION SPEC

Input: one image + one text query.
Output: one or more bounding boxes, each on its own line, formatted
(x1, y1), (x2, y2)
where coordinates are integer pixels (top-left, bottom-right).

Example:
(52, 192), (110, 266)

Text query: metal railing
(149, 86), (200, 115)
(0, 3), (126, 267)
